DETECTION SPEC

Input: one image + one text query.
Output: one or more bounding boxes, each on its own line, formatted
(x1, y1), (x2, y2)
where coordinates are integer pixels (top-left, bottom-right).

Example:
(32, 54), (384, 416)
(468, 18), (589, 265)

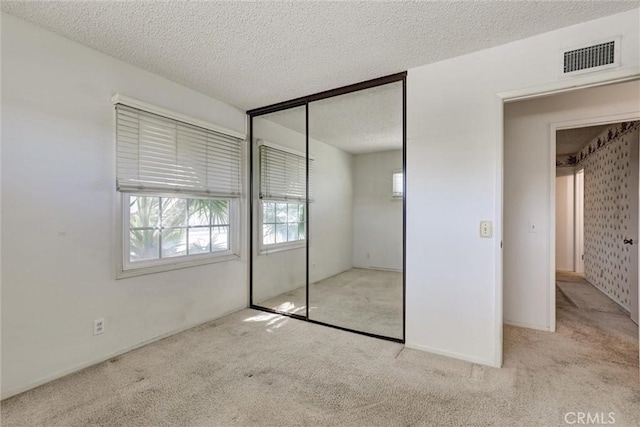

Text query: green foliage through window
(262, 201), (306, 246)
(129, 195), (230, 263)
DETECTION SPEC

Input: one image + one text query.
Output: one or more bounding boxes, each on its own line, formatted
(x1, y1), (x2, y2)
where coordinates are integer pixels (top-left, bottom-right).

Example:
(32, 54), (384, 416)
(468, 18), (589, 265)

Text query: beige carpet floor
(556, 272), (629, 315)
(257, 268), (403, 339)
(555, 271), (589, 284)
(1, 287), (638, 426)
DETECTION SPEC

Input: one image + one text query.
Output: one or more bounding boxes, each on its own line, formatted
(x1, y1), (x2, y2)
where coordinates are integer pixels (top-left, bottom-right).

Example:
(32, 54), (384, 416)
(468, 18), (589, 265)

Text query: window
(258, 141), (311, 252)
(114, 96), (243, 275)
(262, 201), (306, 246)
(393, 171), (403, 198)
(125, 195), (232, 268)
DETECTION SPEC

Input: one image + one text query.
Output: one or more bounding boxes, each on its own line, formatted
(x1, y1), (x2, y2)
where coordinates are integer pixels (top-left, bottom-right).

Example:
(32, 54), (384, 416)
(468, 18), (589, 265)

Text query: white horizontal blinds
(259, 145), (312, 201)
(116, 104), (242, 197)
(392, 171), (403, 197)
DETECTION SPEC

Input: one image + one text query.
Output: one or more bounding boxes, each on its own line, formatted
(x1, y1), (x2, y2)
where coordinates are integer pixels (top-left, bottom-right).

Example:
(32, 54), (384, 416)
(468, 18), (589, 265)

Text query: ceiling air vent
(560, 37), (620, 77)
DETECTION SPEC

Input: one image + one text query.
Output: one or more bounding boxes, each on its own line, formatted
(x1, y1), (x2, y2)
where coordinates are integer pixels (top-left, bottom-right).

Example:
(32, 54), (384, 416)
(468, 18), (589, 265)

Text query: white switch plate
(480, 221), (493, 238)
(94, 318), (105, 335)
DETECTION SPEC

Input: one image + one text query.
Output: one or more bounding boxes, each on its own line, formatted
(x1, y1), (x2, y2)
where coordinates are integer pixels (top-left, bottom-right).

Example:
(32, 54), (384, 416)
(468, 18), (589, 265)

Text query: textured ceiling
(557, 124), (614, 155)
(2, 1), (638, 111)
(264, 81), (402, 154)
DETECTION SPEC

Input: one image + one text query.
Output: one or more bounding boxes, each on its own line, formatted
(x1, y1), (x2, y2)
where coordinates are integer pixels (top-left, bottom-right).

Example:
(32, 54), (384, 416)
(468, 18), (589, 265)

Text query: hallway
(556, 271), (629, 316)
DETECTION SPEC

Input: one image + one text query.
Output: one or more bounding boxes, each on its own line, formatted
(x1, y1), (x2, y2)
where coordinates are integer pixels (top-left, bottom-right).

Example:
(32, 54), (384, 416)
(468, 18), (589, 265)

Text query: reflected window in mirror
(258, 141), (310, 254)
(392, 171), (404, 198)
(261, 201), (306, 250)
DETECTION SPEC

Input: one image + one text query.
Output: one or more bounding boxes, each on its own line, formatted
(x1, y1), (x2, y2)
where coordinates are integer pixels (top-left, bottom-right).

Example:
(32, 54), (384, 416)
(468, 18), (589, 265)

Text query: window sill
(259, 242), (305, 255)
(117, 252), (240, 279)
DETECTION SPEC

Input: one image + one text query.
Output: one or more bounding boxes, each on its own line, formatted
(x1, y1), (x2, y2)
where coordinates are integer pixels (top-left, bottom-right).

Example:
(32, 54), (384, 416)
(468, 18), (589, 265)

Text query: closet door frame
(247, 72), (407, 343)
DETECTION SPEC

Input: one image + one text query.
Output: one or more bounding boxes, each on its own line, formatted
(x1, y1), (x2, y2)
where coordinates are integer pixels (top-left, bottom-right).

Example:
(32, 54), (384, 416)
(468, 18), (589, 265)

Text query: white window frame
(113, 94), (244, 278)
(258, 199), (307, 255)
(118, 192), (240, 278)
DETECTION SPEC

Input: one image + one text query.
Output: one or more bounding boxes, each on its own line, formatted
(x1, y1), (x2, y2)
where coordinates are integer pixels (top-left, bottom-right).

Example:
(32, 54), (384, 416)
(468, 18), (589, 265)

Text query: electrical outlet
(94, 318), (105, 336)
(480, 221), (493, 238)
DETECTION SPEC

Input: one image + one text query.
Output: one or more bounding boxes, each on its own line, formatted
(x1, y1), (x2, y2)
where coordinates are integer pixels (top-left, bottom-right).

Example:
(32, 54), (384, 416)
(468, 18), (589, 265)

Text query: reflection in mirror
(264, 81), (403, 338)
(251, 106), (307, 316)
(311, 82), (403, 338)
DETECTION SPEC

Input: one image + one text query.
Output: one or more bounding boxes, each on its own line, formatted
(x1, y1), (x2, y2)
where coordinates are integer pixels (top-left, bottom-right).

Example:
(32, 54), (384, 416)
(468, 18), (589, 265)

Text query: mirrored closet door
(308, 81), (403, 339)
(251, 105), (308, 317)
(249, 73), (405, 342)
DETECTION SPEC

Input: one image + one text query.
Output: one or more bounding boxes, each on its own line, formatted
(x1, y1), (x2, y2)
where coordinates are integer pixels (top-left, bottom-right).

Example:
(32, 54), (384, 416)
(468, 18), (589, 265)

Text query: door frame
(246, 72), (407, 344)
(574, 167), (585, 275)
(497, 71), (639, 367)
(548, 111), (640, 330)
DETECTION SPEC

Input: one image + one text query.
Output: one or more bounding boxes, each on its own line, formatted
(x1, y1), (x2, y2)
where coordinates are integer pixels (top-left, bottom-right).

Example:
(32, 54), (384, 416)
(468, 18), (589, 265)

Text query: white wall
(251, 116), (353, 302)
(407, 9), (639, 366)
(352, 150), (403, 271)
(504, 82), (640, 330)
(309, 136), (354, 282)
(1, 14), (248, 398)
(555, 169), (575, 272)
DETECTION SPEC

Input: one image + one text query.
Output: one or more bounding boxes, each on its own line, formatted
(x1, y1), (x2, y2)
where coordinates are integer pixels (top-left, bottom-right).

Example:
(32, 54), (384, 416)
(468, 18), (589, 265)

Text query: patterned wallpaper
(557, 121), (640, 167)
(582, 125), (639, 309)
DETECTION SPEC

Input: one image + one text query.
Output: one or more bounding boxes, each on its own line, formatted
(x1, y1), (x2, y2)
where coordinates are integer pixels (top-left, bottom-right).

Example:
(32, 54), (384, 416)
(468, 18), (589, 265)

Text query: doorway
(502, 80), (640, 370)
(555, 121), (640, 325)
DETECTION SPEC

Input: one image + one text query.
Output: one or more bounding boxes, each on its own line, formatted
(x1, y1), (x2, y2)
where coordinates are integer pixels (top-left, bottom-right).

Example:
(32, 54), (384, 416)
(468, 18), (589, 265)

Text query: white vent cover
(560, 37), (620, 77)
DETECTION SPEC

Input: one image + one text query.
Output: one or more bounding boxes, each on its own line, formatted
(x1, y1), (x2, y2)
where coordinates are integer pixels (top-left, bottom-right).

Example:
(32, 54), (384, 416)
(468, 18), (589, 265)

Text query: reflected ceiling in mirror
(266, 81), (402, 154)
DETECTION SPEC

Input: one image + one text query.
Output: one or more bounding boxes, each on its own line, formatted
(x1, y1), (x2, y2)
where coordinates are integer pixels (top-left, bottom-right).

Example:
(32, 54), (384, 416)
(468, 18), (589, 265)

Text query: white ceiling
(265, 81), (402, 154)
(556, 124), (615, 155)
(2, 1), (638, 111)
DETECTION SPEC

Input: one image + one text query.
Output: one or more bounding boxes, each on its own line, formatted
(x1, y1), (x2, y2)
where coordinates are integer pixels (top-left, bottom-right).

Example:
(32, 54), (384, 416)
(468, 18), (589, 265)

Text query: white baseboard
(353, 265), (402, 272)
(1, 304), (246, 401)
(503, 319), (551, 332)
(404, 342), (500, 368)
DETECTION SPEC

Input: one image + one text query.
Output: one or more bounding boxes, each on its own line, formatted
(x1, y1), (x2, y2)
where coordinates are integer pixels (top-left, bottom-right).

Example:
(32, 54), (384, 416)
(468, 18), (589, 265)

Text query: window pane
(162, 228), (187, 258)
(188, 227), (210, 254)
(129, 229), (159, 261)
(298, 223), (306, 240)
(287, 224), (299, 241)
(275, 203), (287, 223)
(263, 224), (275, 245)
(129, 196), (159, 228)
(211, 200), (229, 225)
(263, 202), (275, 223)
(162, 198), (187, 227)
(275, 224), (288, 243)
(212, 226), (229, 251)
(287, 203), (299, 223)
(188, 199), (210, 226)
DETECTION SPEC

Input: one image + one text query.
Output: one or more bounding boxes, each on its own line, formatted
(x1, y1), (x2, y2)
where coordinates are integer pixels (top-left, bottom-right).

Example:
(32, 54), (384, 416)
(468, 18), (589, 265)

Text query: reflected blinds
(115, 104), (243, 197)
(259, 144), (312, 201)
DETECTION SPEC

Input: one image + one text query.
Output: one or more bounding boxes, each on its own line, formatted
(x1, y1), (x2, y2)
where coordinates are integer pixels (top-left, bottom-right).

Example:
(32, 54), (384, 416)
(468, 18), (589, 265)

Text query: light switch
(480, 221), (493, 238)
